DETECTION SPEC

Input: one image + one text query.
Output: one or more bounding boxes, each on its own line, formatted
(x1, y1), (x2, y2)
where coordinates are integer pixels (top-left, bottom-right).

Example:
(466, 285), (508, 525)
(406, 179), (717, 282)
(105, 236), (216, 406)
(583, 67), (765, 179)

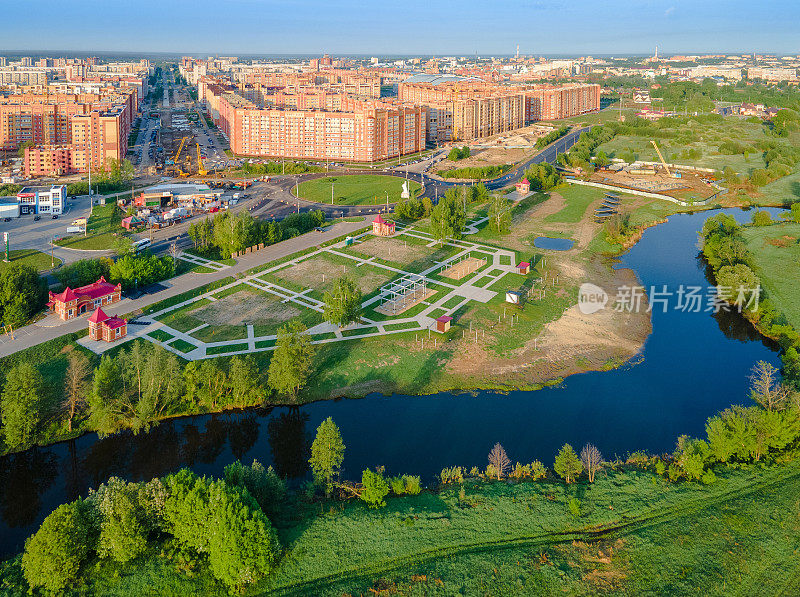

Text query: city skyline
(3, 0), (799, 55)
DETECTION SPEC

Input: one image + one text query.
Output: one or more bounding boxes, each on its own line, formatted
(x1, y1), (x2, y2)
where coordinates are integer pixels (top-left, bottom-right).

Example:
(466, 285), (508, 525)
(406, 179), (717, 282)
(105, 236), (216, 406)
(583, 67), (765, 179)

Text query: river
(0, 207), (784, 558)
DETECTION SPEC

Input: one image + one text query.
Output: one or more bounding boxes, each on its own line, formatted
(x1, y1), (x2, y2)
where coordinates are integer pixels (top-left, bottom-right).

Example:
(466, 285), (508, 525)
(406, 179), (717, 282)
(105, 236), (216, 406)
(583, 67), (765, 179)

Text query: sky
(3, 0), (799, 56)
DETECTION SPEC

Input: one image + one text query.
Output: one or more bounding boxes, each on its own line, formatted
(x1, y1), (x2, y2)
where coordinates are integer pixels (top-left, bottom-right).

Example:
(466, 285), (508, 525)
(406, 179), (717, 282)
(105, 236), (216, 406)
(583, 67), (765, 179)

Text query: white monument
(400, 180), (410, 199)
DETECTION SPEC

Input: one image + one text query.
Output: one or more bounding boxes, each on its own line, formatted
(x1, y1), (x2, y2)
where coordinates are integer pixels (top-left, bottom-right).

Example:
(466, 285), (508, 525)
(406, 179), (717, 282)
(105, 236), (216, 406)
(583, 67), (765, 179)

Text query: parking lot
(0, 194), (92, 249)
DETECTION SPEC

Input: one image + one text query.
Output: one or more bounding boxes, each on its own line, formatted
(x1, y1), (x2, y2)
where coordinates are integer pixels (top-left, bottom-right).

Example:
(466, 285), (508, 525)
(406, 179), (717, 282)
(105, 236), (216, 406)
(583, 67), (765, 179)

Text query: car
(3, 217), (10, 222)
(52, 214), (58, 219)
(33, 215), (40, 221)
(315, 227), (325, 233)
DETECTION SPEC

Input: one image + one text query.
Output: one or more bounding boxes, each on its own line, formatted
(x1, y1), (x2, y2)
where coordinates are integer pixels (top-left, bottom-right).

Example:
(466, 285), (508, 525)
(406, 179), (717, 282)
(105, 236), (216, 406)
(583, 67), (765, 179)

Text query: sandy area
(441, 256), (486, 280)
(351, 236), (431, 265)
(194, 289), (299, 326)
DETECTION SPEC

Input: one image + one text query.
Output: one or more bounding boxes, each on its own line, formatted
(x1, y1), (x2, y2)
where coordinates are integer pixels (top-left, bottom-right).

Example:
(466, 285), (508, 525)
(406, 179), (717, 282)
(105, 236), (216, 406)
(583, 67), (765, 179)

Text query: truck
(66, 226), (82, 234)
(71, 217), (87, 226)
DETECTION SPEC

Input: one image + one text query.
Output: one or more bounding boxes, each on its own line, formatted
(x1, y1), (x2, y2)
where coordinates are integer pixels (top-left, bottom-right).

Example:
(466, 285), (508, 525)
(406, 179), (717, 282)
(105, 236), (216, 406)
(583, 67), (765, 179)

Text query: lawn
(544, 184), (608, 224)
(55, 203), (125, 250)
(0, 249), (59, 272)
(742, 221), (800, 329)
(294, 175), (421, 206)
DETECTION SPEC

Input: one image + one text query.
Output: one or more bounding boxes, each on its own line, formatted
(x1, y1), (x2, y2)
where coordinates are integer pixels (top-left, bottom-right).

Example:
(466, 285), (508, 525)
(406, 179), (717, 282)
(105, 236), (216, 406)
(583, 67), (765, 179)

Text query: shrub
(21, 499), (96, 594)
(439, 466), (464, 484)
(509, 461), (547, 481)
(360, 468), (390, 509)
(402, 474), (422, 495)
(751, 210), (773, 226)
(568, 497), (582, 517)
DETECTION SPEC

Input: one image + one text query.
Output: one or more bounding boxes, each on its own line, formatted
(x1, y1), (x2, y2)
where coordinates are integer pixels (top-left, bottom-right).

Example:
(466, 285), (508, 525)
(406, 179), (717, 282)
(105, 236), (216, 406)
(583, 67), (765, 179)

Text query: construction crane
(173, 136), (189, 164)
(650, 140), (672, 177)
(196, 142), (207, 176)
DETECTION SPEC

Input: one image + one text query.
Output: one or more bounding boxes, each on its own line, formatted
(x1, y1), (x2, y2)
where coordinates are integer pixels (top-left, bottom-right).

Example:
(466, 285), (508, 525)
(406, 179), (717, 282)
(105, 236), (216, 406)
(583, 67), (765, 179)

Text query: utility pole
(331, 179), (334, 205)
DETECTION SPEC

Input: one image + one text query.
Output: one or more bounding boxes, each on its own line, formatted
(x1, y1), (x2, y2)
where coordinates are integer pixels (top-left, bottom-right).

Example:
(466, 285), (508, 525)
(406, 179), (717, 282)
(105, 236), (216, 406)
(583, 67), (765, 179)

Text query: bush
(90, 477), (150, 563)
(21, 499), (96, 594)
(447, 146), (470, 161)
(439, 466), (464, 484)
(751, 210), (773, 226)
(438, 164), (511, 180)
(509, 461), (547, 481)
(360, 468), (390, 509)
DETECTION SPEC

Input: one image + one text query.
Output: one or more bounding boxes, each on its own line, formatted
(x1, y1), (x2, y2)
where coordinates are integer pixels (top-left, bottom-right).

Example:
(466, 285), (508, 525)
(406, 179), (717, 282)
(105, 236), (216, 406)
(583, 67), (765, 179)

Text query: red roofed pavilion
(515, 178), (530, 194)
(87, 307), (128, 342)
(372, 213), (395, 237)
(48, 276), (122, 320)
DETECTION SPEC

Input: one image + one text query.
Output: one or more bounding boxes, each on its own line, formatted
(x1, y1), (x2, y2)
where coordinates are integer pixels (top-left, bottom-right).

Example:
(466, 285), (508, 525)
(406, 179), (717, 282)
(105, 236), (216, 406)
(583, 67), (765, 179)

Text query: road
(0, 218), (370, 358)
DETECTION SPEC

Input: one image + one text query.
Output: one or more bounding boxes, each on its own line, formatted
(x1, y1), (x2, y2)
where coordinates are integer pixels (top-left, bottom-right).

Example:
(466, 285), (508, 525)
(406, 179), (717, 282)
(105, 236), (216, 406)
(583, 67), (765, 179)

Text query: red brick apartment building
(216, 92), (426, 162)
(521, 83), (601, 121)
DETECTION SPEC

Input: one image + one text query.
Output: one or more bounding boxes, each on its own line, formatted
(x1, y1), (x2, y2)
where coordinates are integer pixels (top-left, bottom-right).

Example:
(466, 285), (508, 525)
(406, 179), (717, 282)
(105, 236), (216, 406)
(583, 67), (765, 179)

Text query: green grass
(192, 324), (248, 343)
(545, 185), (615, 224)
(206, 342), (249, 355)
(742, 221), (800, 329)
(155, 299), (210, 332)
(143, 277), (236, 314)
(0, 249), (59, 272)
(294, 175), (421, 206)
(147, 329), (174, 342)
(168, 338), (197, 353)
(54, 231), (120, 250)
(55, 203), (125, 250)
(382, 321), (422, 332)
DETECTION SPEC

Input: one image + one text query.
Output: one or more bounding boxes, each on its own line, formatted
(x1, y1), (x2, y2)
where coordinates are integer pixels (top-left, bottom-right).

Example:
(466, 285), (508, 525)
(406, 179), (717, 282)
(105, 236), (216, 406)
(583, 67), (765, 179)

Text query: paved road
(0, 218), (370, 358)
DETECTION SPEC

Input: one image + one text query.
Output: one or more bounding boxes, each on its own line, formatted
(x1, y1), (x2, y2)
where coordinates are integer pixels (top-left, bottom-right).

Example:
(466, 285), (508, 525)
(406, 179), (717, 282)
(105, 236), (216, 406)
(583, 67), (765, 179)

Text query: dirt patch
(767, 235), (797, 248)
(446, 259), (651, 386)
(274, 253), (393, 295)
(194, 289), (299, 326)
(441, 256), (486, 280)
(351, 236), (431, 266)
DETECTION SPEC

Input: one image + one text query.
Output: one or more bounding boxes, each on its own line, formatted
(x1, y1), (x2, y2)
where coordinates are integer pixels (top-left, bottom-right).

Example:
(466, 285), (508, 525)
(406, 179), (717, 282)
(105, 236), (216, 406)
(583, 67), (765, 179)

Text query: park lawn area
(54, 231), (121, 250)
(754, 168), (800, 206)
(0, 249), (59, 272)
(147, 328), (174, 342)
(272, 251), (395, 297)
(345, 234), (461, 274)
(168, 338), (197, 353)
(544, 184), (608, 224)
(55, 203), (125, 250)
(294, 175), (421, 206)
(155, 299), (211, 333)
(742, 221), (800, 329)
(206, 342), (249, 355)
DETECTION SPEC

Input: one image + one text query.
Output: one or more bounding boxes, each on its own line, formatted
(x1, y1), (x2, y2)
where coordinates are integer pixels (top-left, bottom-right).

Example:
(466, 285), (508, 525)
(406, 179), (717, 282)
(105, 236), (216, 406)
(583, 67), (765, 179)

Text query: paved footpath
(0, 219), (369, 358)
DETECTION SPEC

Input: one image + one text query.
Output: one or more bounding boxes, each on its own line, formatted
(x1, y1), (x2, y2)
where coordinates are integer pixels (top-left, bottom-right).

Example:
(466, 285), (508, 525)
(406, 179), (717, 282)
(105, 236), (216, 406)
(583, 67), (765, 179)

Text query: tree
(0, 263), (47, 327)
(487, 442), (511, 479)
(323, 276), (362, 327)
(228, 356), (263, 407)
(750, 360), (790, 412)
(17, 140), (34, 158)
(54, 258), (113, 289)
(715, 263), (760, 309)
(360, 468), (390, 508)
(268, 319), (315, 397)
(579, 443), (603, 483)
(751, 210), (773, 226)
(224, 460), (286, 520)
(91, 477), (149, 563)
(594, 150), (611, 168)
(21, 499), (96, 595)
(64, 352), (91, 432)
(1, 362), (43, 448)
(309, 417), (345, 495)
(430, 191), (466, 244)
(790, 202), (800, 224)
(554, 444), (582, 483)
(488, 194), (511, 234)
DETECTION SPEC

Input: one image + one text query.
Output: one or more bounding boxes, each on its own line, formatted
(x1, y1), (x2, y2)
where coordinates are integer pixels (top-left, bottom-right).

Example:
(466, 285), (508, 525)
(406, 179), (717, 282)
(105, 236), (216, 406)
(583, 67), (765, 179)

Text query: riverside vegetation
(3, 358), (800, 595)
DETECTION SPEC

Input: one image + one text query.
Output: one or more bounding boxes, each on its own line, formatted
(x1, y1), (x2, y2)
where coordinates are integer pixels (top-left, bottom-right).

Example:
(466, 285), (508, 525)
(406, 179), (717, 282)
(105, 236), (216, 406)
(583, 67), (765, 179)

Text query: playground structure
(440, 253), (486, 280)
(376, 274), (431, 315)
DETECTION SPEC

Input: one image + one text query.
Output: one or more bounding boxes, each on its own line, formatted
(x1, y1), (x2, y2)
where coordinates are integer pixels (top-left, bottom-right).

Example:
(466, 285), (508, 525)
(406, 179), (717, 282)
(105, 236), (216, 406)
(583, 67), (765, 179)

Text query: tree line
(535, 125), (570, 149)
(188, 209), (325, 259)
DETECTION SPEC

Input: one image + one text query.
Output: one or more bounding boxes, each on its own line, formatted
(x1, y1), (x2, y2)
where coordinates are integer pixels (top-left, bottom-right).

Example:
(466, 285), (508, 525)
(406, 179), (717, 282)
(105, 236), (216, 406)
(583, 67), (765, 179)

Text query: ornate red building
(87, 307), (127, 342)
(48, 276), (122, 320)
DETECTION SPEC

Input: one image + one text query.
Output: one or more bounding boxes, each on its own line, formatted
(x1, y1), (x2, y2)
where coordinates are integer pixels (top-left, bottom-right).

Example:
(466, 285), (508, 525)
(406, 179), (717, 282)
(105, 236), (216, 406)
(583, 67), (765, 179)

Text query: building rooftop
(402, 73), (483, 86)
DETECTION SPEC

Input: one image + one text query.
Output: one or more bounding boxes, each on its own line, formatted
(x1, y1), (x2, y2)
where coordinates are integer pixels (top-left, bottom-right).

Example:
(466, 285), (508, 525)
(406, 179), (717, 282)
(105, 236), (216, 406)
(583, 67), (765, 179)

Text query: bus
(131, 238), (151, 254)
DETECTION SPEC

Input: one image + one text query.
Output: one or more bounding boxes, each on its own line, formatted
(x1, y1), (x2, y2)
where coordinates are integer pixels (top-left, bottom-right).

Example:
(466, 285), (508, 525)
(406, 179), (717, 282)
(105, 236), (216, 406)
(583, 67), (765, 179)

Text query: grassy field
(5, 461), (799, 595)
(0, 249), (59, 272)
(742, 221), (800, 329)
(54, 203), (125, 250)
(294, 175), (421, 206)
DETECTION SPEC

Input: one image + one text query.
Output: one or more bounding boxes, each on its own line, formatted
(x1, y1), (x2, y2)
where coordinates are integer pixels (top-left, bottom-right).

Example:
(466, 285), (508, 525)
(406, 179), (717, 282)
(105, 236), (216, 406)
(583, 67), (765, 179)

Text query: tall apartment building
(216, 92), (426, 162)
(398, 75), (525, 143)
(521, 83), (601, 121)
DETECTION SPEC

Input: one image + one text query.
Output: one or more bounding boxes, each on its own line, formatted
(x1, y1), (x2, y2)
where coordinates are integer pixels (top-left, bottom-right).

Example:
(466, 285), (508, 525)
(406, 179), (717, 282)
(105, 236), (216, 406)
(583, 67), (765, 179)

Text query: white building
(15, 185), (67, 215)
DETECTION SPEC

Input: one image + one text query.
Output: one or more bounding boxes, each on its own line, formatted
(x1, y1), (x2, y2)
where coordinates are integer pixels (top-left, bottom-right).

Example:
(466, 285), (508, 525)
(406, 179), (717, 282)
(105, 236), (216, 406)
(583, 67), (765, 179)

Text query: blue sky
(3, 0), (799, 55)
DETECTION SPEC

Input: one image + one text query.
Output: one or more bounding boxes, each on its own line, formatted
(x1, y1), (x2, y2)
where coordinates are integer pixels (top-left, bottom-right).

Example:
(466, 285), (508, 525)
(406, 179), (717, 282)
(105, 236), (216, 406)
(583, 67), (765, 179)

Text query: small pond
(533, 236), (575, 251)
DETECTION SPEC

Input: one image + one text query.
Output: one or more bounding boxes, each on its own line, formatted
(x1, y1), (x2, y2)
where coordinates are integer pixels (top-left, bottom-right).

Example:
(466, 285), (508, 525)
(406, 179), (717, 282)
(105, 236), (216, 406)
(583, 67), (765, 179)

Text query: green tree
(430, 191), (466, 244)
(63, 352), (91, 432)
(488, 194), (511, 234)
(309, 417), (345, 495)
(228, 356), (263, 407)
(790, 202), (800, 224)
(323, 275), (362, 327)
(553, 443), (582, 483)
(267, 319), (315, 397)
(1, 362), (43, 448)
(715, 263), (760, 309)
(91, 477), (149, 563)
(360, 468), (390, 508)
(0, 263), (46, 327)
(224, 460), (286, 520)
(751, 210), (773, 226)
(54, 257), (113, 290)
(21, 499), (96, 595)
(17, 140), (34, 158)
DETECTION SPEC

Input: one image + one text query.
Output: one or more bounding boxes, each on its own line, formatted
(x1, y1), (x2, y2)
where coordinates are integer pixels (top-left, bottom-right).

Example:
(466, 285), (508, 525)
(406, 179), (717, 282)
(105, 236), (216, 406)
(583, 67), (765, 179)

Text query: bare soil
(274, 254), (393, 295)
(194, 289), (299, 326)
(350, 236), (431, 266)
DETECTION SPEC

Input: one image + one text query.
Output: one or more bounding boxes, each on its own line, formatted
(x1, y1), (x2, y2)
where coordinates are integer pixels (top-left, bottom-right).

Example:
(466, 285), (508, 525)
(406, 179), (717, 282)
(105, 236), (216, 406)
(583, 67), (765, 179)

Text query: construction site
(588, 140), (726, 202)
